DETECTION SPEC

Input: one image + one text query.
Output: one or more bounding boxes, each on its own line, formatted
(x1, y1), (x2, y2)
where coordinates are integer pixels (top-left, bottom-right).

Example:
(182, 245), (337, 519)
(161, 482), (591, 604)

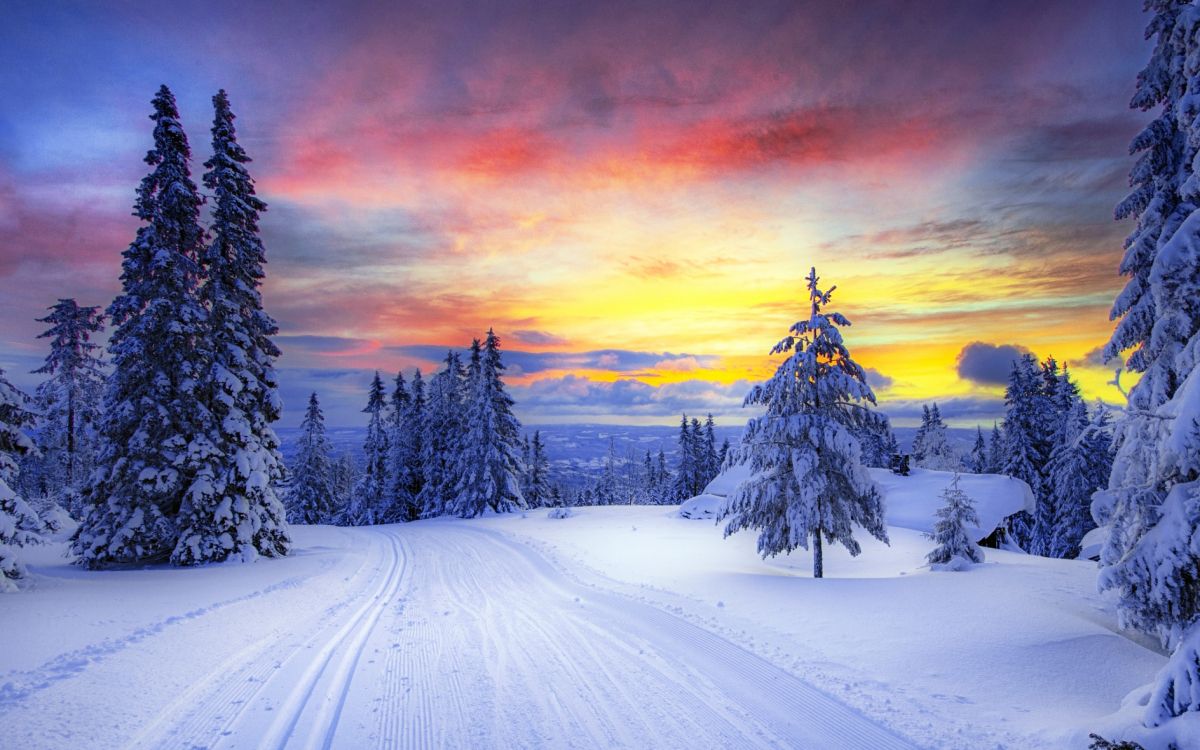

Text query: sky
(0, 0), (1151, 427)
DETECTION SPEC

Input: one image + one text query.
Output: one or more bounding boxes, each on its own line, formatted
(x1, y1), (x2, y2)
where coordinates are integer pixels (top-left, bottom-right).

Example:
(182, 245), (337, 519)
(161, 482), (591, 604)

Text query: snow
(0, 472), (1166, 749)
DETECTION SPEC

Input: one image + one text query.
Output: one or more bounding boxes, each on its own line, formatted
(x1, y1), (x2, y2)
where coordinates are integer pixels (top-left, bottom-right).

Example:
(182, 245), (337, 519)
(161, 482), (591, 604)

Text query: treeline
(285, 330), (531, 525)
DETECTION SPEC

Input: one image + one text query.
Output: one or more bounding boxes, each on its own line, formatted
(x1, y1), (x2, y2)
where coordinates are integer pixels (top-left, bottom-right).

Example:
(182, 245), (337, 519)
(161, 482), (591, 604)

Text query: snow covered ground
(0, 470), (1167, 749)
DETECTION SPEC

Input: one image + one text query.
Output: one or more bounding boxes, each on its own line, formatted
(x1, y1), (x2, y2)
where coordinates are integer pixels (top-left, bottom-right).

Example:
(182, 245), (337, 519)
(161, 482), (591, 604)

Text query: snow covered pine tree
(1092, 1), (1200, 734)
(453, 329), (526, 517)
(345, 372), (390, 526)
(0, 369), (43, 591)
(926, 473), (985, 570)
(285, 393), (337, 525)
(73, 85), (212, 567)
(173, 89), (290, 565)
(29, 298), (105, 516)
(720, 267), (888, 578)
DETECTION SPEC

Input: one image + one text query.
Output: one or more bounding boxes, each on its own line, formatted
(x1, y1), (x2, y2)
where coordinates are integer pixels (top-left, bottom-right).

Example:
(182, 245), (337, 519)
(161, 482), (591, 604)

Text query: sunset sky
(0, 0), (1149, 427)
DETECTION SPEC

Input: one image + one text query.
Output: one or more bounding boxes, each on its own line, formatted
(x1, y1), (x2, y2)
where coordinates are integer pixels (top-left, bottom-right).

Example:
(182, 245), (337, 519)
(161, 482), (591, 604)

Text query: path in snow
(7, 524), (919, 749)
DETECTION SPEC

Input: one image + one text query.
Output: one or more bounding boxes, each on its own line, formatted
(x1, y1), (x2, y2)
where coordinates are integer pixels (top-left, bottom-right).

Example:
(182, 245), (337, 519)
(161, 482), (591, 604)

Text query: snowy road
(2, 524), (919, 749)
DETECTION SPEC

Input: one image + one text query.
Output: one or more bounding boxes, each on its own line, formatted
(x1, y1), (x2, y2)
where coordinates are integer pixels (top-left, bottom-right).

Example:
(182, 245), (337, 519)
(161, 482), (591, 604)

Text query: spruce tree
(926, 473), (985, 567)
(1000, 354), (1044, 550)
(527, 430), (551, 508)
(986, 422), (1004, 473)
(1047, 404), (1112, 558)
(1, 369), (43, 590)
(173, 89), (290, 565)
(720, 268), (888, 578)
(29, 299), (105, 515)
(916, 404), (957, 471)
(702, 414), (719, 486)
(418, 352), (466, 517)
(453, 330), (526, 516)
(345, 372), (390, 525)
(385, 370), (421, 522)
(672, 415), (694, 500)
(967, 427), (988, 474)
(284, 393), (337, 525)
(74, 86), (211, 567)
(1099, 0), (1197, 575)
(911, 405), (931, 465)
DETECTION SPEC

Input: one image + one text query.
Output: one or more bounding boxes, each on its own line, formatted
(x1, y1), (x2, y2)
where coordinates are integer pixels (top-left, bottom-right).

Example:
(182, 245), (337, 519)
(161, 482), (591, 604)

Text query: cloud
(879, 395), (1006, 425)
(512, 329), (569, 346)
(955, 342), (1032, 386)
(388, 344), (719, 375)
(864, 367), (894, 390)
(1069, 344), (1112, 369)
(512, 374), (750, 420)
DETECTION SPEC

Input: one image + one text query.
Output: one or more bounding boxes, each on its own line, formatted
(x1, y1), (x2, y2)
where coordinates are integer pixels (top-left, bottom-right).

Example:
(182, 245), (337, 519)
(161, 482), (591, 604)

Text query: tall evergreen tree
(986, 422), (1004, 474)
(453, 329), (526, 516)
(672, 415), (695, 500)
(419, 352), (466, 516)
(173, 89), (290, 565)
(1047, 403), (1112, 559)
(28, 299), (105, 514)
(74, 86), (211, 567)
(345, 372), (390, 525)
(1098, 0), (1198, 580)
(285, 393), (337, 525)
(1000, 354), (1045, 550)
(527, 430), (551, 508)
(720, 268), (888, 578)
(967, 427), (988, 474)
(0, 369), (43, 590)
(385, 370), (421, 522)
(702, 414), (719, 485)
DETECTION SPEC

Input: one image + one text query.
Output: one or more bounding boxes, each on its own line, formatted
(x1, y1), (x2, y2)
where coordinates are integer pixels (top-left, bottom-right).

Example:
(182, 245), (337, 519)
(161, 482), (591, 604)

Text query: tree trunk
(813, 530), (824, 579)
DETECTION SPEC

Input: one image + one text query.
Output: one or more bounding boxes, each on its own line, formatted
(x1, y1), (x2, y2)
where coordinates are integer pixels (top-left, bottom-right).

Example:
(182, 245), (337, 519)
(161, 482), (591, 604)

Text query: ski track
(12, 523), (923, 749)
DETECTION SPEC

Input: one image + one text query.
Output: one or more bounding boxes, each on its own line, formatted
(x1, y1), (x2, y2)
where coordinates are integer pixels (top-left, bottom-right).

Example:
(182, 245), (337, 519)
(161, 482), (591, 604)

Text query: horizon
(0, 0), (1144, 427)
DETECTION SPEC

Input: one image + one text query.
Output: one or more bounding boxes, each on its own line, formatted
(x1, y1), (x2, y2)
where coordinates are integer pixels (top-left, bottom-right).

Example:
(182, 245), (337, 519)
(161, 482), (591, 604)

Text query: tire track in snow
(378, 524), (920, 750)
(128, 528), (387, 750)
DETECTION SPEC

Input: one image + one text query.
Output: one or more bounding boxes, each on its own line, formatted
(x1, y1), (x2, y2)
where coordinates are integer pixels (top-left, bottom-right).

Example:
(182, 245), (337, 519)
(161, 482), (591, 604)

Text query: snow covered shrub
(547, 506), (574, 520)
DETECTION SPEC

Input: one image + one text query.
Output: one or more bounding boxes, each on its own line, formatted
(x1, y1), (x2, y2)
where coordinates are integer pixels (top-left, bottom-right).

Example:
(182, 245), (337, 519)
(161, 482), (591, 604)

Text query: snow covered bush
(720, 267), (888, 578)
(1, 369), (43, 591)
(926, 473), (984, 569)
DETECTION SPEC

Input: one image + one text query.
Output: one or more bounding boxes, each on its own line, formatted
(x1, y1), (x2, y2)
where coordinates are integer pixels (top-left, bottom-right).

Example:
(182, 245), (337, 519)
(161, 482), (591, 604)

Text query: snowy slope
(684, 463), (1033, 540)
(1, 525), (916, 750)
(0, 479), (1164, 750)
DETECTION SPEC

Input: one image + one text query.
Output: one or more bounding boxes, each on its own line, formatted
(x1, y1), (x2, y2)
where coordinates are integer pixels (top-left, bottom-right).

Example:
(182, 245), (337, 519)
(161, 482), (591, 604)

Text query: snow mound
(870, 468), (1033, 538)
(679, 494), (722, 520)
(691, 463), (1032, 538)
(547, 506), (575, 519)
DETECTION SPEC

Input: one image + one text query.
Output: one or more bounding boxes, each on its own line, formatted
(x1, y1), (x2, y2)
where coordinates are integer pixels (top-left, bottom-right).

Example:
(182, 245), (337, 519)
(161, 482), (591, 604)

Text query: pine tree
(527, 430), (551, 508)
(453, 330), (526, 516)
(1000, 354), (1044, 550)
(1, 369), (43, 590)
(173, 89), (290, 565)
(1093, 4), (1200, 727)
(1047, 403), (1112, 558)
(720, 268), (888, 578)
(986, 422), (1004, 473)
(345, 372), (390, 525)
(967, 427), (988, 474)
(702, 414), (719, 486)
(74, 86), (211, 568)
(911, 405), (931, 465)
(672, 415), (694, 500)
(28, 299), (105, 516)
(390, 368), (425, 518)
(1099, 0), (1196, 578)
(418, 352), (466, 517)
(331, 452), (357, 519)
(285, 393), (337, 525)
(385, 370), (421, 522)
(926, 473), (985, 567)
(916, 404), (957, 471)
